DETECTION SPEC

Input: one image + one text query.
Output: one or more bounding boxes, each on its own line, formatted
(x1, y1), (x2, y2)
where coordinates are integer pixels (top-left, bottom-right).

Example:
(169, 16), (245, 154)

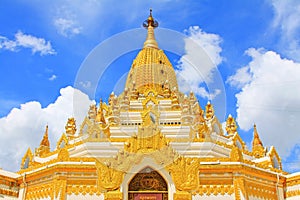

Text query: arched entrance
(128, 167), (168, 200)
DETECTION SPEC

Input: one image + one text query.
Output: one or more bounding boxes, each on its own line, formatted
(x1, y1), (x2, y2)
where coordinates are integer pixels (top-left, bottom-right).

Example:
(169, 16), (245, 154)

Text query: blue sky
(1, 0), (300, 173)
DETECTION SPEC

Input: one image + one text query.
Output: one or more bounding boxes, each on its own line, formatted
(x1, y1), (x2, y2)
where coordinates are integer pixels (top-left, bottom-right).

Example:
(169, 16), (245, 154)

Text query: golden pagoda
(1, 10), (300, 200)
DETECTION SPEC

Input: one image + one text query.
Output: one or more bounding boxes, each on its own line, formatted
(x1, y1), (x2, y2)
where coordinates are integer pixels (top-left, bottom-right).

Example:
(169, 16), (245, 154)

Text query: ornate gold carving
(286, 189), (300, 197)
(65, 117), (77, 138)
(174, 191), (192, 200)
(0, 188), (19, 197)
(141, 105), (159, 127)
(233, 178), (247, 200)
(167, 157), (199, 191)
(57, 148), (70, 161)
(245, 180), (277, 199)
(88, 104), (97, 120)
(226, 114), (237, 135)
(125, 125), (169, 153)
(25, 183), (53, 199)
(96, 99), (106, 124)
(171, 95), (181, 111)
(78, 115), (111, 139)
(104, 190), (122, 200)
(205, 101), (214, 120)
(189, 91), (197, 105)
(53, 177), (67, 200)
(286, 174), (300, 186)
(163, 80), (171, 98)
(195, 185), (234, 196)
(230, 146), (244, 162)
(129, 168), (167, 191)
(67, 185), (101, 196)
(96, 161), (124, 191)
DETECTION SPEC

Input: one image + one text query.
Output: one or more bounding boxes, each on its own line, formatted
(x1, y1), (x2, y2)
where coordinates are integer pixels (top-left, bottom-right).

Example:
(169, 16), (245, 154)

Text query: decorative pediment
(142, 94), (158, 108)
(267, 146), (282, 170)
(56, 133), (69, 150)
(79, 117), (93, 135)
(232, 133), (246, 151)
(21, 148), (33, 169)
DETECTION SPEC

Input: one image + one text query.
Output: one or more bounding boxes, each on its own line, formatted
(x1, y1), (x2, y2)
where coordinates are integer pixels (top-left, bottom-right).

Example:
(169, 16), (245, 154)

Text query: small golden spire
(36, 125), (50, 157)
(143, 9), (159, 49)
(252, 124), (265, 158)
(40, 125), (50, 147)
(252, 124), (263, 147)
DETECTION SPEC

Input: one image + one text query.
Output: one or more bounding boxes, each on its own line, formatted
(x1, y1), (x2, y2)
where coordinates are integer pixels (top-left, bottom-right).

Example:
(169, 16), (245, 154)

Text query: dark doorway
(128, 167), (168, 200)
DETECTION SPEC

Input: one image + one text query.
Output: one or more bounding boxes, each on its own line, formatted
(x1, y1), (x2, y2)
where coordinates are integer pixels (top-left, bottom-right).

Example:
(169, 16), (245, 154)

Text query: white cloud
(232, 48), (300, 162)
(227, 66), (252, 89)
(49, 74), (57, 81)
(51, 1), (102, 37)
(54, 18), (82, 37)
(0, 31), (56, 55)
(176, 26), (223, 99)
(270, 0), (300, 60)
(0, 86), (93, 172)
(0, 36), (17, 51)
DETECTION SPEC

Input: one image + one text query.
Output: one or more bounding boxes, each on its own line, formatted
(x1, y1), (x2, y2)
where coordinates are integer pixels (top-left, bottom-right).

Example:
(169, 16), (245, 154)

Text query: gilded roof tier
(125, 10), (178, 95)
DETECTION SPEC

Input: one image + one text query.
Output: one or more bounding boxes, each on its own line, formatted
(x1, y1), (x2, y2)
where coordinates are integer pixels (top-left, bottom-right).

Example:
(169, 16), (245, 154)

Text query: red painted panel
(134, 193), (162, 200)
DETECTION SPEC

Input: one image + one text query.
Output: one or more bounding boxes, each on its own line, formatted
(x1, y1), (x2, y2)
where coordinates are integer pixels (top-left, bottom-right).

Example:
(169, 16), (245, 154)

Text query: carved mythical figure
(96, 161), (124, 191)
(168, 157), (199, 191)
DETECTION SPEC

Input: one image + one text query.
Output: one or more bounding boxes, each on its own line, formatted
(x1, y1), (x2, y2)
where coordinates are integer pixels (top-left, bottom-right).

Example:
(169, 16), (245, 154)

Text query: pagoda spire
(252, 124), (265, 158)
(40, 125), (50, 147)
(36, 125), (50, 157)
(143, 9), (159, 49)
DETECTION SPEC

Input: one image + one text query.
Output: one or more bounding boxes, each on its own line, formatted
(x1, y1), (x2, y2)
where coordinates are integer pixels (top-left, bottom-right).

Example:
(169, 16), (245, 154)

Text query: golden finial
(96, 99), (106, 124)
(143, 9), (159, 49)
(88, 104), (97, 120)
(226, 114), (238, 135)
(65, 117), (77, 136)
(205, 101), (214, 119)
(143, 9), (158, 28)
